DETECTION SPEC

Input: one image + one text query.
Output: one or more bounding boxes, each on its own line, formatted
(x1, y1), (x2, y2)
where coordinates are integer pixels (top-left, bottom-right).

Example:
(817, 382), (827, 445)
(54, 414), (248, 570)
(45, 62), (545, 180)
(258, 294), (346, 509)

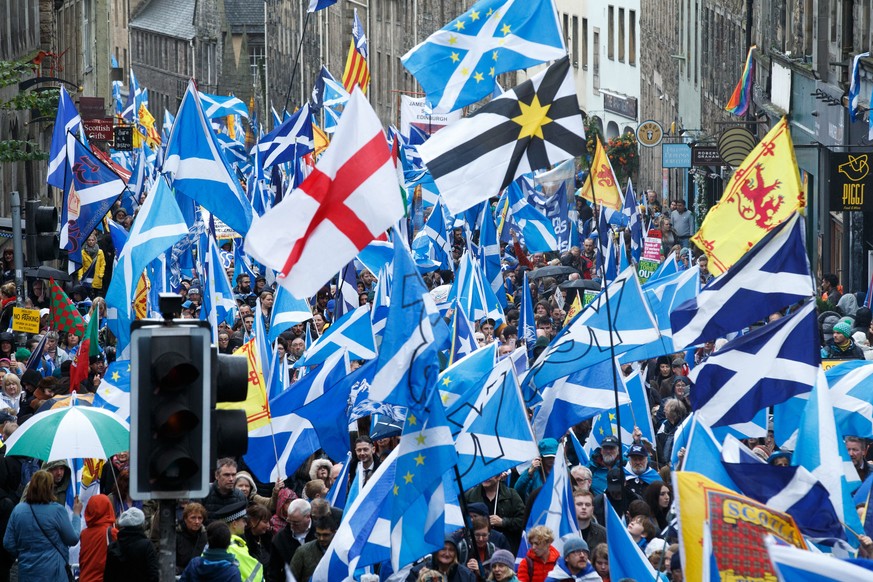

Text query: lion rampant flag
(693, 117), (805, 276)
(578, 139), (623, 210)
(216, 338), (270, 431)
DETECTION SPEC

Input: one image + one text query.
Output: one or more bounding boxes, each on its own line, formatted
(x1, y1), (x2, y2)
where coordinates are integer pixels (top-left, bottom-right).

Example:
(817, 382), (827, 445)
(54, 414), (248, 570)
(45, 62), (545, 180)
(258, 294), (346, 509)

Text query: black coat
(175, 524), (207, 574)
(104, 527), (160, 582)
(266, 525), (315, 582)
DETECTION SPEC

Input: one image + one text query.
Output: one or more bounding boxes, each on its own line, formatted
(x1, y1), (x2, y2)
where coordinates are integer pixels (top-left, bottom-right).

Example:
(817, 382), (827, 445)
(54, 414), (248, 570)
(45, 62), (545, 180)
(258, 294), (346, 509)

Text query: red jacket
(518, 545), (560, 582)
(79, 494), (118, 582)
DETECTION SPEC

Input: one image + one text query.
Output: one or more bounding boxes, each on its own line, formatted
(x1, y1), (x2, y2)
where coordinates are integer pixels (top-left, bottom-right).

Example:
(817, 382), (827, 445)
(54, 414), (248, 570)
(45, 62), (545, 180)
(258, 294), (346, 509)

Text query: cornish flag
(245, 88), (404, 298)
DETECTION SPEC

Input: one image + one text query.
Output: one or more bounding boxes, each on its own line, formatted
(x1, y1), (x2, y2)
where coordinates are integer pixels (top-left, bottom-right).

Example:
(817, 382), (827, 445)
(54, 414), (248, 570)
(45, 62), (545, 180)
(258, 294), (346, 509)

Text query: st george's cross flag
(419, 56), (586, 215)
(245, 88), (404, 298)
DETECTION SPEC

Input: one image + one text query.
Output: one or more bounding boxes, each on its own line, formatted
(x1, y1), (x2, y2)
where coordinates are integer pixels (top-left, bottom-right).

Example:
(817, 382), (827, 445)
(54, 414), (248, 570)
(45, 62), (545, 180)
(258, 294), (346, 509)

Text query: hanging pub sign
(828, 149), (873, 211)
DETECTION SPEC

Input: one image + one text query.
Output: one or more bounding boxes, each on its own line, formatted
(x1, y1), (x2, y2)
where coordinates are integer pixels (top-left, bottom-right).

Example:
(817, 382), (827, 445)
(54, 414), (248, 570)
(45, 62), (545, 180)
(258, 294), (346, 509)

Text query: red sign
(82, 118), (114, 142)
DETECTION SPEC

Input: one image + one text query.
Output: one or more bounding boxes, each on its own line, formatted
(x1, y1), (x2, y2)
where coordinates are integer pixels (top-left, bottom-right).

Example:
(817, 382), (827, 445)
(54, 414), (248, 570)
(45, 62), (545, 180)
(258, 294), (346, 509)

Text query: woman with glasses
(457, 516), (496, 581)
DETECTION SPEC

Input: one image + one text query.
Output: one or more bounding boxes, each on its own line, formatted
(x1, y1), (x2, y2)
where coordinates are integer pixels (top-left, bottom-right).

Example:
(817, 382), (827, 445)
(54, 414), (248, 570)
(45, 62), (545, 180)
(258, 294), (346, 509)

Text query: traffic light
(25, 200), (59, 262)
(212, 352), (249, 460)
(130, 323), (211, 499)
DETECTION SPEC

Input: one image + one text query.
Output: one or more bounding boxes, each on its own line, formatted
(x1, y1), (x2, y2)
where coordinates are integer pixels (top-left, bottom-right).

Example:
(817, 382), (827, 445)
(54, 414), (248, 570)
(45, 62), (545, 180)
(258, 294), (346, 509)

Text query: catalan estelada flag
(725, 45), (756, 116)
(578, 139), (624, 211)
(692, 117), (804, 275)
(342, 9), (370, 94)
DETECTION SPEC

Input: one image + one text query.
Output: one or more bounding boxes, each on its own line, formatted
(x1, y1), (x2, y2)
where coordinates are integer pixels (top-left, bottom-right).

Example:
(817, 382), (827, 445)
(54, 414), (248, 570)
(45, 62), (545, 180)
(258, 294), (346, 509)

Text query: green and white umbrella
(5, 403), (129, 461)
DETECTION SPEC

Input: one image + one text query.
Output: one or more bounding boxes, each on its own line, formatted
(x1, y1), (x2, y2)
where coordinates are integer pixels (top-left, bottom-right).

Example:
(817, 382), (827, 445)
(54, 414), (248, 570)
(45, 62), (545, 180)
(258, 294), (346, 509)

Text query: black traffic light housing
(130, 306), (250, 500)
(25, 200), (60, 262)
(130, 321), (212, 499)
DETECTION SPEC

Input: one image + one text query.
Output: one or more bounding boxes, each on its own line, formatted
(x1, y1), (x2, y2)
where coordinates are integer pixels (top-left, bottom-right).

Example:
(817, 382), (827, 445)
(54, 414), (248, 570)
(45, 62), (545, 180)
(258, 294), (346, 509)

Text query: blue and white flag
(620, 266), (700, 364)
(525, 266), (660, 392)
(93, 361), (131, 422)
(523, 441), (579, 554)
(478, 207), (506, 308)
(311, 65), (350, 134)
(671, 213), (814, 349)
(326, 452), (351, 510)
(442, 353), (538, 488)
(295, 354), (355, 461)
(122, 68), (146, 122)
(347, 360), (407, 424)
(519, 271), (537, 354)
(257, 103), (314, 170)
(268, 285), (312, 342)
(527, 179), (575, 252)
(766, 536), (873, 581)
(202, 236), (237, 340)
(502, 177), (559, 253)
(605, 499), (665, 581)
(164, 81), (253, 235)
(199, 92), (249, 119)
(587, 370), (656, 453)
(60, 133), (126, 264)
(447, 301), (478, 366)
(623, 179), (643, 262)
(105, 176), (188, 321)
(681, 417), (740, 490)
(647, 254), (678, 283)
(308, 0), (337, 11)
(295, 304), (376, 367)
(794, 369), (865, 544)
(849, 52), (871, 123)
(447, 251), (504, 327)
(401, 0), (566, 113)
(47, 86), (81, 189)
(826, 360), (873, 439)
(689, 300), (819, 427)
(721, 435), (845, 540)
(412, 200), (453, 272)
(334, 261), (359, 320)
(533, 358), (631, 441)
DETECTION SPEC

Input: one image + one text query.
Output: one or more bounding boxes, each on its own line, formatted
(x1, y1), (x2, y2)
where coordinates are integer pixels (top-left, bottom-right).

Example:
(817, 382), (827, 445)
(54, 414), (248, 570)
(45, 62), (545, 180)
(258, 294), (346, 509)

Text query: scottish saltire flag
(523, 441), (579, 554)
(721, 435), (845, 540)
(681, 417), (740, 490)
(689, 301), (818, 427)
(368, 239), (445, 410)
(526, 266), (660, 392)
(257, 104), (314, 170)
(268, 285), (312, 342)
(295, 355), (356, 461)
(825, 360), (873, 439)
(519, 271), (537, 354)
(794, 369), (865, 544)
(334, 261), (359, 320)
(401, 0), (565, 113)
(447, 251), (504, 326)
(203, 236), (237, 340)
(606, 501), (666, 581)
(369, 266), (391, 339)
(356, 239), (394, 276)
(122, 68), (146, 122)
(849, 52), (871, 123)
(412, 201), (453, 272)
(60, 134), (126, 265)
(620, 266), (700, 364)
(233, 239), (257, 284)
(602, 230), (618, 285)
(308, 0), (337, 11)
(766, 536), (873, 581)
(326, 452), (351, 510)
(448, 301), (478, 366)
(478, 208), (505, 307)
(252, 297), (273, 383)
(671, 213), (814, 349)
(47, 87), (82, 189)
(503, 177), (559, 252)
(294, 304), (376, 367)
(442, 351), (538, 488)
(647, 254), (678, 283)
(93, 361), (131, 422)
(587, 370), (656, 452)
(312, 66), (350, 134)
(623, 179), (643, 262)
(199, 92), (249, 119)
(105, 176), (188, 320)
(162, 109), (175, 144)
(164, 81), (253, 235)
(533, 358), (631, 441)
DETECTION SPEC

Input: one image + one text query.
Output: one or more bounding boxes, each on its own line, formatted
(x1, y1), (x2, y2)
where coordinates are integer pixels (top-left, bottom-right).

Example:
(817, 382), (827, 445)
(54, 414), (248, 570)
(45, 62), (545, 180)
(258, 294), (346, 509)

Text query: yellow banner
(692, 117), (804, 275)
(12, 307), (41, 334)
(578, 139), (623, 210)
(217, 338), (270, 431)
(675, 472), (806, 582)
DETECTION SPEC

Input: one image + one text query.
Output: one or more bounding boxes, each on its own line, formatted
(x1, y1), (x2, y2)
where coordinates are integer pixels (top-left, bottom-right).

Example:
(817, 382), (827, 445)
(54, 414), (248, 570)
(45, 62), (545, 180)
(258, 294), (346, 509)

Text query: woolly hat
(485, 549), (516, 569)
(833, 320), (852, 337)
(117, 507), (145, 528)
(562, 536), (590, 559)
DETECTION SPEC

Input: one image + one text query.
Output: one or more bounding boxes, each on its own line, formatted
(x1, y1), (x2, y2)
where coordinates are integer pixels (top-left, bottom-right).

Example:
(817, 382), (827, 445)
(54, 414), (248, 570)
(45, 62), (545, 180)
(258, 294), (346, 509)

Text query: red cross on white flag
(246, 88), (403, 298)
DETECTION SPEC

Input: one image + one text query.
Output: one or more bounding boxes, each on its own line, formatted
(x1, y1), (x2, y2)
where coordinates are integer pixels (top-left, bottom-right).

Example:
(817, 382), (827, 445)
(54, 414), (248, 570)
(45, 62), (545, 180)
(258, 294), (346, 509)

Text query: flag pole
(451, 465), (485, 578)
(283, 9), (313, 114)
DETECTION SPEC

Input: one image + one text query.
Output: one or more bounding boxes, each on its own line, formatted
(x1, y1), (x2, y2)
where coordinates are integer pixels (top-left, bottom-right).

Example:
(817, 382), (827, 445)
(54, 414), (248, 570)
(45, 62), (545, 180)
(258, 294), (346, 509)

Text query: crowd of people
(0, 186), (871, 582)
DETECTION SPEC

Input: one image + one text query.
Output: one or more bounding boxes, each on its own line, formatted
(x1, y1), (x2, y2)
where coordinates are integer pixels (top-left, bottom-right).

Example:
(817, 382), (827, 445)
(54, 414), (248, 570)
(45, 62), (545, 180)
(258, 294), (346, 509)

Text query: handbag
(28, 504), (75, 582)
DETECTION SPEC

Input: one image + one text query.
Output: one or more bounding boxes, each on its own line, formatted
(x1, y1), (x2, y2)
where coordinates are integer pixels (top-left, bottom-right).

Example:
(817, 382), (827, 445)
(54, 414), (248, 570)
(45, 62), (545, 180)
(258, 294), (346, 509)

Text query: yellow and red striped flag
(342, 8), (370, 94)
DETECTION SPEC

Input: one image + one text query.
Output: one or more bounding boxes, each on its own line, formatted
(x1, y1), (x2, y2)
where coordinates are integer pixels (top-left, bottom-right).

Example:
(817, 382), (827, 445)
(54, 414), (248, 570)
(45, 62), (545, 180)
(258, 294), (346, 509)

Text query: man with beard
(587, 436), (621, 495)
(623, 444), (659, 499)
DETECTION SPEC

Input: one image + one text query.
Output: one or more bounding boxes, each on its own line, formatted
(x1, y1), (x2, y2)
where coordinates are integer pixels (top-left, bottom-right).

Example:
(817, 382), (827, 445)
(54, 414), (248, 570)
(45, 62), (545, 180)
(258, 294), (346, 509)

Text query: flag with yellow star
(93, 361), (131, 421)
(419, 56), (585, 215)
(401, 0), (566, 114)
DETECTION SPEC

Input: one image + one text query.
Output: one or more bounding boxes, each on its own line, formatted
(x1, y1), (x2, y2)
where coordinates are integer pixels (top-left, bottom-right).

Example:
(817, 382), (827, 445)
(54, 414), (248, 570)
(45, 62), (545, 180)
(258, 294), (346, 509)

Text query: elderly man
(587, 436), (621, 495)
(267, 499), (314, 582)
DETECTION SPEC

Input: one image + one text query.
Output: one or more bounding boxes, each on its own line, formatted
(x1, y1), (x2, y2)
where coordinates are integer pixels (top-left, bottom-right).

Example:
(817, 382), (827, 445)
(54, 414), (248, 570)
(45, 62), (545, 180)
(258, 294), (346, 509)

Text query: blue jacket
(180, 548), (242, 582)
(3, 501), (81, 581)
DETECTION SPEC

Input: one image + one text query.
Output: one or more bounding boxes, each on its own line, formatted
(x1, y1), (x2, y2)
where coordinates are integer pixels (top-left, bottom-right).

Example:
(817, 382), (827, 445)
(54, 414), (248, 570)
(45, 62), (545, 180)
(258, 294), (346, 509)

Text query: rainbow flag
(725, 45), (756, 116)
